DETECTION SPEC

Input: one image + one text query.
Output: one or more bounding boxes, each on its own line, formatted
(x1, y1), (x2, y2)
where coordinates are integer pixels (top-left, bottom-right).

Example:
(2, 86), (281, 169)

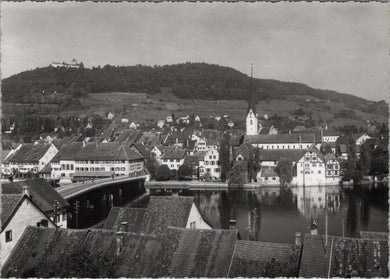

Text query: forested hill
(2, 62), (386, 113)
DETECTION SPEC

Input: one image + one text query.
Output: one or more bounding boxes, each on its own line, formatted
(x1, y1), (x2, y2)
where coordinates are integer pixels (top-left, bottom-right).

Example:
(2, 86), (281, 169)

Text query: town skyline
(1, 2), (388, 102)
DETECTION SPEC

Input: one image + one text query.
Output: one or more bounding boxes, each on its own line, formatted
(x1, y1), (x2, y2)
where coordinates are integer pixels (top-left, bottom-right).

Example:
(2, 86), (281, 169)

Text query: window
(190, 221), (196, 229)
(176, 159), (180, 162)
(312, 163), (316, 167)
(318, 170), (321, 174)
(121, 167), (125, 171)
(5, 230), (12, 242)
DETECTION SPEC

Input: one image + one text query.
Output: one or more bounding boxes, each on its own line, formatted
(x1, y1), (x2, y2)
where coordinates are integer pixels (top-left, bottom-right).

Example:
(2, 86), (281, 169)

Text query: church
(245, 66), (261, 136)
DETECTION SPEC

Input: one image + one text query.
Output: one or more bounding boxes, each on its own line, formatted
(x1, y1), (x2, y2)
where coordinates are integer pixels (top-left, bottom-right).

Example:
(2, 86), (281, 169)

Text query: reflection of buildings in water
(294, 186), (341, 220)
(195, 191), (222, 229)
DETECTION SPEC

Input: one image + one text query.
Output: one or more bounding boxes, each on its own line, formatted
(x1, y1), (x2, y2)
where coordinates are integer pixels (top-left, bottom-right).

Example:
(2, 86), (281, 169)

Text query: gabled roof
(130, 142), (149, 157)
(103, 207), (146, 233)
(53, 142), (144, 161)
(168, 227), (239, 278)
(5, 143), (52, 164)
(39, 163), (52, 174)
(299, 234), (389, 278)
(228, 240), (301, 277)
(233, 143), (253, 160)
(2, 226), (180, 278)
(1, 194), (56, 232)
(258, 150), (307, 163)
(142, 196), (194, 234)
(245, 133), (320, 144)
(1, 194), (23, 227)
(161, 147), (186, 160)
(2, 179), (69, 212)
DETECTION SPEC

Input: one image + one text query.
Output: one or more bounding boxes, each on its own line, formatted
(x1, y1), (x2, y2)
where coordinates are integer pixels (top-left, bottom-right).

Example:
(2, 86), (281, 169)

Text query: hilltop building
(50, 59), (82, 69)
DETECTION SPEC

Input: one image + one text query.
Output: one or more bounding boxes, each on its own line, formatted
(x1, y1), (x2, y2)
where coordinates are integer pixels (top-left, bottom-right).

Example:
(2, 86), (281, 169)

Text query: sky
(1, 2), (388, 101)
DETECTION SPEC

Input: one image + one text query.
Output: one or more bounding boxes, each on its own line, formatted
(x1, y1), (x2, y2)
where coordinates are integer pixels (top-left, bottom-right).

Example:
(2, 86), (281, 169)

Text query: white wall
(246, 109), (258, 136)
(1, 198), (55, 266)
(199, 147), (220, 180)
(185, 203), (211, 230)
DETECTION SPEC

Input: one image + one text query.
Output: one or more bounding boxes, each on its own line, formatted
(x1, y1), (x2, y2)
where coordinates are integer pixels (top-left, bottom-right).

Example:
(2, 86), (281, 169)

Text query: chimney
(23, 186), (30, 197)
(229, 219), (237, 230)
(116, 231), (124, 255)
(118, 222), (128, 233)
(310, 220), (318, 235)
(295, 232), (302, 246)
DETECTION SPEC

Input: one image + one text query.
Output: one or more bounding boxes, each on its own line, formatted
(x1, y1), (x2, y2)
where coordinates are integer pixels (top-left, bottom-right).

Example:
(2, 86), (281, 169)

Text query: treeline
(3, 63), (384, 113)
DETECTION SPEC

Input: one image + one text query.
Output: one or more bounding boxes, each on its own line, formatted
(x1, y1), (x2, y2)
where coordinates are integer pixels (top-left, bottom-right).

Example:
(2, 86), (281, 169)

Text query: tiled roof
(1, 194), (23, 226)
(183, 155), (200, 166)
(245, 133), (320, 144)
(5, 143), (52, 164)
(202, 129), (222, 146)
(2, 179), (69, 213)
(168, 227), (239, 277)
(228, 240), (301, 277)
(161, 147), (186, 160)
(233, 143), (253, 160)
(2, 226), (179, 278)
(130, 143), (149, 157)
(322, 129), (339, 137)
(73, 171), (115, 177)
(299, 234), (389, 278)
(183, 140), (196, 151)
(142, 196), (194, 234)
(114, 129), (142, 144)
(325, 153), (338, 162)
(258, 150), (307, 162)
(39, 163), (52, 174)
(53, 142), (144, 161)
(103, 207), (146, 233)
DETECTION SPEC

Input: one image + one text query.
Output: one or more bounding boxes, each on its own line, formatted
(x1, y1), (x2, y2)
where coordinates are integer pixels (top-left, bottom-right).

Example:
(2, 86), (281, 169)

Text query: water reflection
(160, 184), (388, 243)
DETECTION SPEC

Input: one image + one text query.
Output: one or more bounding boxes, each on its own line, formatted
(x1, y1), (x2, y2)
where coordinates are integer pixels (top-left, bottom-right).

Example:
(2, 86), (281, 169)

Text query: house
(199, 146), (220, 181)
(354, 133), (371, 146)
(268, 125), (278, 135)
(194, 115), (201, 122)
(245, 134), (321, 150)
(107, 112), (114, 120)
(227, 120), (235, 128)
(300, 233), (388, 277)
(1, 190), (56, 267)
(2, 179), (69, 228)
(166, 115), (173, 123)
(150, 145), (164, 160)
(121, 118), (129, 123)
(3, 143), (58, 180)
(324, 153), (341, 184)
(129, 122), (137, 130)
(51, 142), (145, 183)
(293, 145), (326, 186)
(50, 59), (81, 68)
(103, 196), (211, 233)
(158, 147), (186, 175)
(321, 129), (339, 143)
(182, 139), (196, 155)
(156, 119), (165, 129)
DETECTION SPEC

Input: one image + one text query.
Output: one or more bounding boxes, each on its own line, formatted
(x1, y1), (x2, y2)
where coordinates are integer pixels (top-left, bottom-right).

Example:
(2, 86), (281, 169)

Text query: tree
(321, 143), (332, 155)
(177, 165), (193, 180)
(145, 154), (158, 180)
(275, 159), (293, 186)
(228, 161), (247, 189)
(219, 132), (231, 182)
(155, 165), (171, 181)
(247, 147), (260, 182)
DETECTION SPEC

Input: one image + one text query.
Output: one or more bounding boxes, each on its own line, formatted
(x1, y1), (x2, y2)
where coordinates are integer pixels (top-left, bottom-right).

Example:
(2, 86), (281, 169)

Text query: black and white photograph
(0, 1), (388, 277)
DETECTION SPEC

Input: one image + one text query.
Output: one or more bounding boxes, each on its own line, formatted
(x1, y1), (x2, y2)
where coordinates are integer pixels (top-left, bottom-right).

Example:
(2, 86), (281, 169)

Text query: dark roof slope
(245, 133), (320, 144)
(1, 194), (23, 226)
(183, 155), (200, 166)
(161, 147), (186, 160)
(168, 227), (239, 277)
(53, 142), (144, 161)
(300, 234), (389, 278)
(229, 240), (301, 277)
(103, 207), (146, 233)
(5, 143), (52, 164)
(258, 149), (306, 162)
(2, 179), (69, 212)
(142, 196), (194, 234)
(1, 226), (179, 278)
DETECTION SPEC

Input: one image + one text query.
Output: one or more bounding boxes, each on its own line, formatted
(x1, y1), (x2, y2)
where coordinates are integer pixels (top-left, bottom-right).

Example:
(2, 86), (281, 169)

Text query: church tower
(246, 64), (258, 135)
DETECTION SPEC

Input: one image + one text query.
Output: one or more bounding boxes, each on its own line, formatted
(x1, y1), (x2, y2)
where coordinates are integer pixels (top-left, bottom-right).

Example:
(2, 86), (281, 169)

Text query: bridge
(57, 174), (150, 199)
(56, 174), (150, 229)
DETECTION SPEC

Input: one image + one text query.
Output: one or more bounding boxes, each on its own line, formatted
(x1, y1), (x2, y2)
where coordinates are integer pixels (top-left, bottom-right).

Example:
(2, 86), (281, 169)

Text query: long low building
(51, 142), (145, 184)
(245, 134), (321, 150)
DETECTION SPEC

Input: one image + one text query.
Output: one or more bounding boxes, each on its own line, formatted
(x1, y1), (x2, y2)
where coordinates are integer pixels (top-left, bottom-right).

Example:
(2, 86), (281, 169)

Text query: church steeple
(246, 64), (258, 136)
(246, 63), (256, 115)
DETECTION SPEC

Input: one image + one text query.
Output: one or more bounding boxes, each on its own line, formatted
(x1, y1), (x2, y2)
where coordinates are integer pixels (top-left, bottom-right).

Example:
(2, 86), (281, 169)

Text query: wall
(199, 147), (220, 180)
(294, 151), (326, 186)
(1, 198), (55, 267)
(185, 203), (211, 230)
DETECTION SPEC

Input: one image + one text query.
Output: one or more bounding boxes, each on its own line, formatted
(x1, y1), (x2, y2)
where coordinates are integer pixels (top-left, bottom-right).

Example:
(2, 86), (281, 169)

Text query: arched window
(250, 119), (253, 125)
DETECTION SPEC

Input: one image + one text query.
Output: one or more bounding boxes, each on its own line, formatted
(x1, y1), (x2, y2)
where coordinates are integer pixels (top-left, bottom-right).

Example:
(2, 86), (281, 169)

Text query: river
(147, 183), (388, 244)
